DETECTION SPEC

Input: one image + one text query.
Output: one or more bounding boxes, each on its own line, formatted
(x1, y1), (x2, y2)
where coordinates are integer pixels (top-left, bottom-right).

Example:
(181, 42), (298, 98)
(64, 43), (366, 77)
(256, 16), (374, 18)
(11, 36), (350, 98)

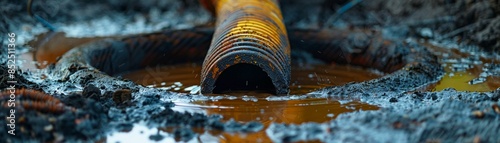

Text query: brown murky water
(165, 98), (378, 142)
(122, 64), (381, 142)
(122, 64), (382, 95)
(422, 41), (500, 92)
(433, 63), (500, 92)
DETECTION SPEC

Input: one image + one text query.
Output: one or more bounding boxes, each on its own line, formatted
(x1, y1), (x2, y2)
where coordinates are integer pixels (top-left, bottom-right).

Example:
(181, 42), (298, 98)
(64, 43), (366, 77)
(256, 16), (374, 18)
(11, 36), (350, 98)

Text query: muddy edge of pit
(1, 0), (500, 142)
(0, 63), (269, 142)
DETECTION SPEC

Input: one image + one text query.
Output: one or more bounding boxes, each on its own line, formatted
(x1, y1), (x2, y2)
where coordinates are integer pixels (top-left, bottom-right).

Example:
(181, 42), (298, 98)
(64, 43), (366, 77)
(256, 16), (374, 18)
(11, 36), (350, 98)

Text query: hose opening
(213, 64), (275, 94)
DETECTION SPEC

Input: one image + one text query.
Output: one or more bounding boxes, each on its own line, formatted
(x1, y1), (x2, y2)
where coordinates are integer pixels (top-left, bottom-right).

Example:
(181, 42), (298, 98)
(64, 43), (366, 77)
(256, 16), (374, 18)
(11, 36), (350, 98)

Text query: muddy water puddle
(121, 64), (381, 142)
(433, 63), (500, 92)
(146, 98), (376, 142)
(422, 41), (500, 92)
(122, 64), (382, 95)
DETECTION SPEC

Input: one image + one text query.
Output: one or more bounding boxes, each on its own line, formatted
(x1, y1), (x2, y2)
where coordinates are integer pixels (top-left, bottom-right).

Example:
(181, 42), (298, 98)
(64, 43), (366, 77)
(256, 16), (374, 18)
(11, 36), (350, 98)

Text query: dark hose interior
(212, 64), (276, 94)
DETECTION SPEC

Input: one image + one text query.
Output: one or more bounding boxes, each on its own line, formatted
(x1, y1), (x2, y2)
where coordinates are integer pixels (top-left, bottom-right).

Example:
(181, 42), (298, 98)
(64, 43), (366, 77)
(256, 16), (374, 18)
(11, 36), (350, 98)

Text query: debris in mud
(148, 132), (165, 141)
(472, 110), (485, 119)
(0, 88), (109, 142)
(82, 84), (101, 100)
(267, 89), (500, 143)
(172, 127), (195, 142)
(112, 89), (132, 105)
(2, 0), (500, 142)
(493, 104), (500, 114)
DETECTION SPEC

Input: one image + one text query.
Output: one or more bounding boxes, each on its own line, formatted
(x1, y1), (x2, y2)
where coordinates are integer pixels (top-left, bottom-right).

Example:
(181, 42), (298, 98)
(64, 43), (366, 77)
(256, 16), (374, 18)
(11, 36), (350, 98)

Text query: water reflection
(169, 97), (379, 142)
(123, 63), (382, 95)
(107, 124), (220, 143)
(423, 41), (500, 92)
(107, 97), (378, 143)
(121, 63), (381, 142)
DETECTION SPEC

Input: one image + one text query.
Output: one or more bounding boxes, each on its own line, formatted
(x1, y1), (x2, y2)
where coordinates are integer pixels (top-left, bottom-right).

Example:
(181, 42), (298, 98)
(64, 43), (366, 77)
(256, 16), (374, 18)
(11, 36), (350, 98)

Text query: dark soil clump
(1, 0), (500, 142)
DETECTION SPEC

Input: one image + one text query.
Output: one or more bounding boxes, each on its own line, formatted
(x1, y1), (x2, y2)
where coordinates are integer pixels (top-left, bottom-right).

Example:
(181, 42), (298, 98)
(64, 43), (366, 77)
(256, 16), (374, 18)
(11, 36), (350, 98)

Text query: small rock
(83, 84), (101, 100)
(242, 121), (264, 132)
(419, 27), (433, 38)
(112, 89), (132, 104)
(44, 125), (53, 131)
(149, 133), (164, 141)
(173, 128), (195, 142)
(472, 110), (484, 118)
(389, 97), (398, 102)
(431, 94), (438, 100)
(492, 104), (500, 114)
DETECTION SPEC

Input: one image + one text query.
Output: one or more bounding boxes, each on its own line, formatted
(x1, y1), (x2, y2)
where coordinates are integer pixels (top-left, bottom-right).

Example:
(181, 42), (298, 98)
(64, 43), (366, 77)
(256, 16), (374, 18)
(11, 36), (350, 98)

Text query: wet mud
(1, 0), (500, 142)
(122, 64), (381, 95)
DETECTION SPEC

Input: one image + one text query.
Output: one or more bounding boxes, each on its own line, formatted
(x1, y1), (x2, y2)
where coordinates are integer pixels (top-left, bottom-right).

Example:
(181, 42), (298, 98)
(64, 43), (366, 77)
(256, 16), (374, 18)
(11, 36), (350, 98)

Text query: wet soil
(1, 0), (500, 142)
(121, 64), (381, 142)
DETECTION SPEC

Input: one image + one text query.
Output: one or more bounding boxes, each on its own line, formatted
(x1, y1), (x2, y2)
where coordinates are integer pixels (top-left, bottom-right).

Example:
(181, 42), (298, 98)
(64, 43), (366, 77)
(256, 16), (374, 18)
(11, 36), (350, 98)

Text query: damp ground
(120, 64), (381, 142)
(1, 0), (500, 143)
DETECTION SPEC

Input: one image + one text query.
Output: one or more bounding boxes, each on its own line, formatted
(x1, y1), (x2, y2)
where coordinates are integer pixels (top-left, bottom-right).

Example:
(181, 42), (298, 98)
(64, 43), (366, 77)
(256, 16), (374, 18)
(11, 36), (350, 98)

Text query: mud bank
(1, 0), (500, 142)
(0, 64), (265, 142)
(268, 89), (500, 142)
